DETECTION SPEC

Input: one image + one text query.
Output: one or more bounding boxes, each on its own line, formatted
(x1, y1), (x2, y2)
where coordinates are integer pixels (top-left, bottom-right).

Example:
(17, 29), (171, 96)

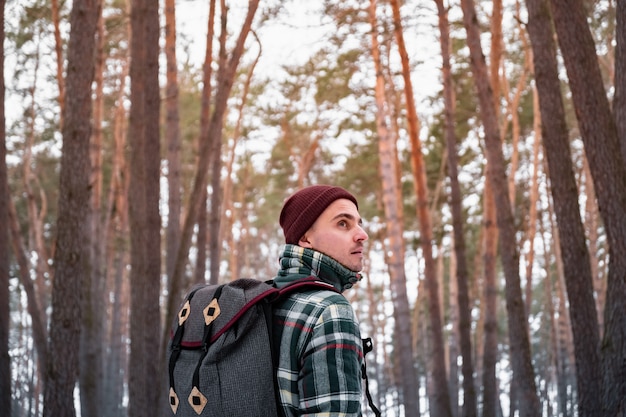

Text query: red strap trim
(209, 288), (278, 343)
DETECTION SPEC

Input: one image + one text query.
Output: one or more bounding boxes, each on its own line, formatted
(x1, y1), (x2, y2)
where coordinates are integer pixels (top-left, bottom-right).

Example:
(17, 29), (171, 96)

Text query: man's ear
(298, 234), (313, 248)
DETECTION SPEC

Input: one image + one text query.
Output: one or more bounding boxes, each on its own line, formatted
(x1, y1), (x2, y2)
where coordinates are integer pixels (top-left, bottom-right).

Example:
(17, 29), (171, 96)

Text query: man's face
(298, 198), (368, 272)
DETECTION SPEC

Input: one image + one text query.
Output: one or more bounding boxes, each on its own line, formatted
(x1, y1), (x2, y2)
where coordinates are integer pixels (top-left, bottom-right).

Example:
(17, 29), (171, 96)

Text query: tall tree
(458, 0), (542, 415)
(81, 3), (106, 415)
(524, 0), (603, 414)
(0, 0), (10, 413)
(127, 0), (162, 414)
(367, 1), (420, 415)
(433, 0), (478, 415)
(388, 0), (453, 416)
(43, 0), (100, 414)
(484, 4), (508, 412)
(549, 0), (626, 412)
(481, 165), (501, 417)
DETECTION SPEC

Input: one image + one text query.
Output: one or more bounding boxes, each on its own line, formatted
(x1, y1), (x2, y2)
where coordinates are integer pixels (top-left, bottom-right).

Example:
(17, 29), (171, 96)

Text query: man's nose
(355, 226), (368, 242)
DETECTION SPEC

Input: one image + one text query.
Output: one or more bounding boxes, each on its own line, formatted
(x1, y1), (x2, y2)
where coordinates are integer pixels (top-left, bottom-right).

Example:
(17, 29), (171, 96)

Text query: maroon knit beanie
(279, 185), (359, 244)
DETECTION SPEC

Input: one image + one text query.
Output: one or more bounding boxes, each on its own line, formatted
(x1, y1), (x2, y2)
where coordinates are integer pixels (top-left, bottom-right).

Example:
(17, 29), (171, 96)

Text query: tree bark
(524, 0), (604, 414)
(43, 0), (99, 414)
(127, 0), (162, 414)
(459, 0), (542, 415)
(80, 5), (105, 415)
(484, 5), (507, 412)
(482, 167), (500, 417)
(549, 0), (626, 413)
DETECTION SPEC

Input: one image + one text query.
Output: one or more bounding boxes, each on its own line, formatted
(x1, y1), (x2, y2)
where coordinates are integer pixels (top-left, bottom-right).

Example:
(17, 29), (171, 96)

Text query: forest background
(1, 0), (625, 416)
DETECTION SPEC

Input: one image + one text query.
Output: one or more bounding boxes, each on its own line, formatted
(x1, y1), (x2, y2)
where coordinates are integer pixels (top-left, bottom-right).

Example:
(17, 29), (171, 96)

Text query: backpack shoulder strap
(208, 280), (277, 343)
(361, 337), (382, 417)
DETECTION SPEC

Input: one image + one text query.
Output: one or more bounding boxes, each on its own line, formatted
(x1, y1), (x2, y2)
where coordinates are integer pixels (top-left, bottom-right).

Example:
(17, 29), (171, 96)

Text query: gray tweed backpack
(166, 277), (381, 417)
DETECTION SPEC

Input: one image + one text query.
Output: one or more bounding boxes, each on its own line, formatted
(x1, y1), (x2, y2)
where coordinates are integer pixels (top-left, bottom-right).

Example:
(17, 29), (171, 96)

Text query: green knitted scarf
(273, 244), (362, 293)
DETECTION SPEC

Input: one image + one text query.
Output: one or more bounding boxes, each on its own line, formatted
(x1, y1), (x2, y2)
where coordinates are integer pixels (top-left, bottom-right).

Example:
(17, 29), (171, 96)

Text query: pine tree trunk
(368, 1), (420, 415)
(43, 0), (99, 414)
(524, 0), (605, 414)
(80, 6), (106, 415)
(459, 0), (541, 414)
(549, 0), (626, 413)
(482, 172), (500, 417)
(127, 0), (162, 414)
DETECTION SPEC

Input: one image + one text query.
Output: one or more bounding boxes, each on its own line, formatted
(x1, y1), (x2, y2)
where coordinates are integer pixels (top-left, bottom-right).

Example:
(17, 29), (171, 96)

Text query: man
(272, 185), (369, 417)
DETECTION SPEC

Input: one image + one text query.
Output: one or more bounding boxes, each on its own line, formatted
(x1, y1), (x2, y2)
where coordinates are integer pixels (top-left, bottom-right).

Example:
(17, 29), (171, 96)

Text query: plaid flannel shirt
(272, 245), (364, 417)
